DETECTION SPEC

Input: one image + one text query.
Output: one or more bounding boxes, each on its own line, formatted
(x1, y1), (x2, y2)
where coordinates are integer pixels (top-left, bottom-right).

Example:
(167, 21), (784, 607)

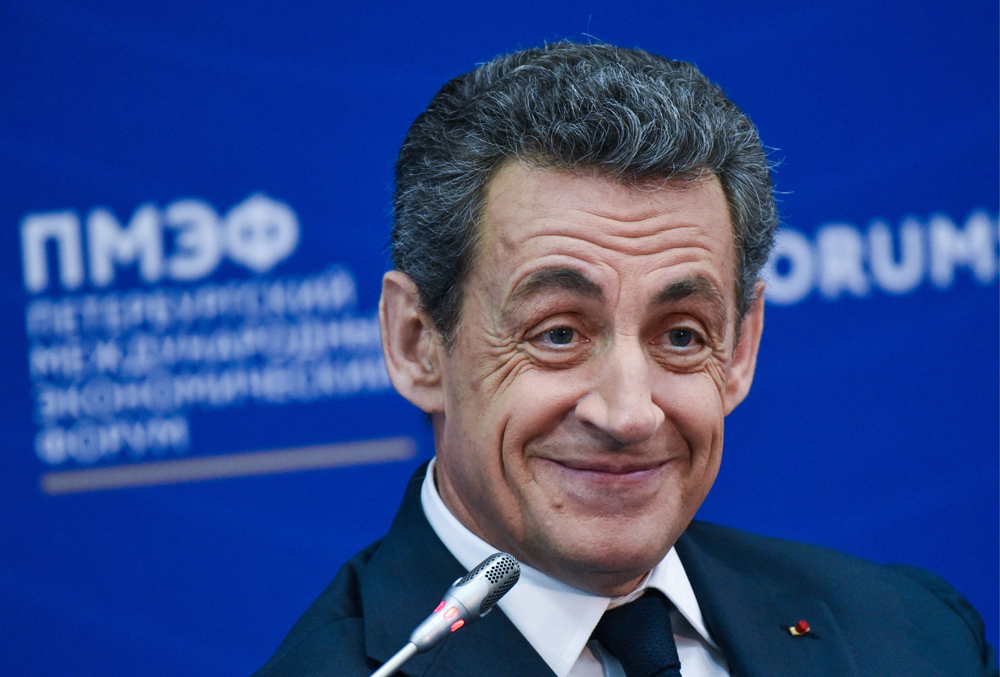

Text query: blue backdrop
(2, 2), (997, 675)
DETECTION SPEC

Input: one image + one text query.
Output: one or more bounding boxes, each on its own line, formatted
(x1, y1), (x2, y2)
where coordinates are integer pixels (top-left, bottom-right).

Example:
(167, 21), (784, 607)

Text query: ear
(379, 270), (445, 413)
(723, 281), (765, 415)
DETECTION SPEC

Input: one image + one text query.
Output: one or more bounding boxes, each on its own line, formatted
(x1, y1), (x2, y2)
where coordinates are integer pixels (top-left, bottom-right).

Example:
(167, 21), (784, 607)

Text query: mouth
(529, 457), (672, 510)
(534, 456), (672, 494)
(555, 458), (668, 475)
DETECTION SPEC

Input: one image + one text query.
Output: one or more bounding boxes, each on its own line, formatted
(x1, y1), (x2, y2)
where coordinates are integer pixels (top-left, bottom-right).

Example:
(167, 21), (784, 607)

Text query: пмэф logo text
(20, 193), (299, 293)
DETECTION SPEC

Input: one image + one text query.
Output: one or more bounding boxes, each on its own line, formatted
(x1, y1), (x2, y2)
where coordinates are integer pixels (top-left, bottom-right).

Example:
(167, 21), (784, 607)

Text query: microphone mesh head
(457, 552), (520, 615)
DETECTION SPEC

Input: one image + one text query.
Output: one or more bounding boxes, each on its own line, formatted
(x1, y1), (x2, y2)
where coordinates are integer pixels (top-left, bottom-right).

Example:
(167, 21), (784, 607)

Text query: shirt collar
(420, 457), (719, 677)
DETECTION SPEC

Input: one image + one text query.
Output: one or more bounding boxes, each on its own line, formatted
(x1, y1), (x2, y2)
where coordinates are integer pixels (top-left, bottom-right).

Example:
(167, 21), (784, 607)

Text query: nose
(574, 338), (665, 446)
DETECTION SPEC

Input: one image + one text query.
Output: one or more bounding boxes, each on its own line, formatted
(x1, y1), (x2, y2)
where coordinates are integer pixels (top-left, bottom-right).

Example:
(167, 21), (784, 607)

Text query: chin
(528, 518), (679, 591)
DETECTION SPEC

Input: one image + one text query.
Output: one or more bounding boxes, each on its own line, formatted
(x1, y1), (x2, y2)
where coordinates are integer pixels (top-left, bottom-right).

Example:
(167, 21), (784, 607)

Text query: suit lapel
(675, 523), (861, 677)
(361, 463), (555, 677)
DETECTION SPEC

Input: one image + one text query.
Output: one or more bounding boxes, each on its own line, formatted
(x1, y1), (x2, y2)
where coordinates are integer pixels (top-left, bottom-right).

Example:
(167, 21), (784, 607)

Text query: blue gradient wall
(1, 2), (996, 675)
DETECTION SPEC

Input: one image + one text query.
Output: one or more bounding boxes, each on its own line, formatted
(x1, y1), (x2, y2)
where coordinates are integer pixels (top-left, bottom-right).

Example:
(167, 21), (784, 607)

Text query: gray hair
(392, 41), (777, 346)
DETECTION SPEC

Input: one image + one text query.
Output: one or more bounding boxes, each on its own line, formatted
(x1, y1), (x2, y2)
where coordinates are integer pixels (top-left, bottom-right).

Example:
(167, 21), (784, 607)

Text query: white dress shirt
(421, 458), (730, 677)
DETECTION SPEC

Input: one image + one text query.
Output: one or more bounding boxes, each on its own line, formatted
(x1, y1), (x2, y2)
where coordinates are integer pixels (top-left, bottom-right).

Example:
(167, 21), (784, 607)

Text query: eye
(649, 323), (707, 369)
(544, 327), (575, 345)
(523, 320), (590, 367)
(668, 328), (693, 347)
(526, 322), (588, 361)
(657, 324), (706, 354)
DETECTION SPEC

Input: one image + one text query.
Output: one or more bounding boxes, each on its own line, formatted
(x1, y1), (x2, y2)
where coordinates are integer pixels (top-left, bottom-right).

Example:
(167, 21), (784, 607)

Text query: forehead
(474, 162), (736, 305)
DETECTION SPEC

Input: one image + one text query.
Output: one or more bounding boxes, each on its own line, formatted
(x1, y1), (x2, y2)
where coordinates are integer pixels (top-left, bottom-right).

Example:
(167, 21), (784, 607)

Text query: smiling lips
(556, 459), (668, 475)
(536, 457), (672, 508)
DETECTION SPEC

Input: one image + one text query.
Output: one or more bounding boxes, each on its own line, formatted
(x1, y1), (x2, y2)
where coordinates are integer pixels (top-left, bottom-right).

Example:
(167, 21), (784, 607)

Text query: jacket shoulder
(680, 520), (998, 675)
(682, 520), (967, 605)
(251, 539), (383, 677)
(681, 519), (974, 614)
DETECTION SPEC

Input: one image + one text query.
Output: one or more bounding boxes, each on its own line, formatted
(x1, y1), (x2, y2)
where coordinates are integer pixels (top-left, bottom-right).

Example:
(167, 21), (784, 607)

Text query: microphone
(370, 552), (521, 677)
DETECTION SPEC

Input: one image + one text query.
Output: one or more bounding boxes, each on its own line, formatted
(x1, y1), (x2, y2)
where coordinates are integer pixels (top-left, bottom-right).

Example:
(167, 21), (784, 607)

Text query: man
(254, 42), (996, 676)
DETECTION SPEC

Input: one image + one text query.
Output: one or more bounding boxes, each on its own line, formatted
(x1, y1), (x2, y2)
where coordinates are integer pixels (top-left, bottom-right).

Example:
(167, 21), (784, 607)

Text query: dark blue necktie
(591, 589), (683, 677)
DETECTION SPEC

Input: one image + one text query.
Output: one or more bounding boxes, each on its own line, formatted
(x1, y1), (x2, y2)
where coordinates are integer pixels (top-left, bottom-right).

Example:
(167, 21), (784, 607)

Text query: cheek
(443, 352), (566, 478)
(656, 372), (726, 448)
(497, 369), (584, 453)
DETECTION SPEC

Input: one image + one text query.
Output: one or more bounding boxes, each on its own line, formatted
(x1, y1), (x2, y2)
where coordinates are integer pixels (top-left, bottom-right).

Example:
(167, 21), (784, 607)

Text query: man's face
(427, 162), (762, 595)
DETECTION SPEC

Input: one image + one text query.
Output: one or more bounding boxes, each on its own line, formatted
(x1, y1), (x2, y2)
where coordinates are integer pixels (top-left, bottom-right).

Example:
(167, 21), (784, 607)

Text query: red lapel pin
(788, 620), (810, 636)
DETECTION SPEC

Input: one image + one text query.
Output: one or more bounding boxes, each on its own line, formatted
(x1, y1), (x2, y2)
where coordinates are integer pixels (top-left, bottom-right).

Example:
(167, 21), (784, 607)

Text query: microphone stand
(371, 643), (418, 677)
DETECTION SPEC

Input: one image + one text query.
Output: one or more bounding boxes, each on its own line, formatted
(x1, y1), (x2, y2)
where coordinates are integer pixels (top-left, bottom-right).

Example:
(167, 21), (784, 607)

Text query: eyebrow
(651, 276), (729, 335)
(507, 267), (605, 306)
(504, 269), (729, 336)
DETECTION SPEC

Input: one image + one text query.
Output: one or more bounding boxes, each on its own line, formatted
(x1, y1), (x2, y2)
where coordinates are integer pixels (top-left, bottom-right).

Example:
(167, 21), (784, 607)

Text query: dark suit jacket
(254, 464), (997, 676)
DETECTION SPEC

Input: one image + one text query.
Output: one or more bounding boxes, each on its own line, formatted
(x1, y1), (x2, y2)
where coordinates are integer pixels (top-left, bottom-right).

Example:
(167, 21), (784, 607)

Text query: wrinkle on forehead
(568, 181), (721, 228)
(484, 160), (721, 210)
(487, 162), (717, 221)
(533, 223), (719, 259)
(475, 162), (737, 327)
(484, 171), (732, 261)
